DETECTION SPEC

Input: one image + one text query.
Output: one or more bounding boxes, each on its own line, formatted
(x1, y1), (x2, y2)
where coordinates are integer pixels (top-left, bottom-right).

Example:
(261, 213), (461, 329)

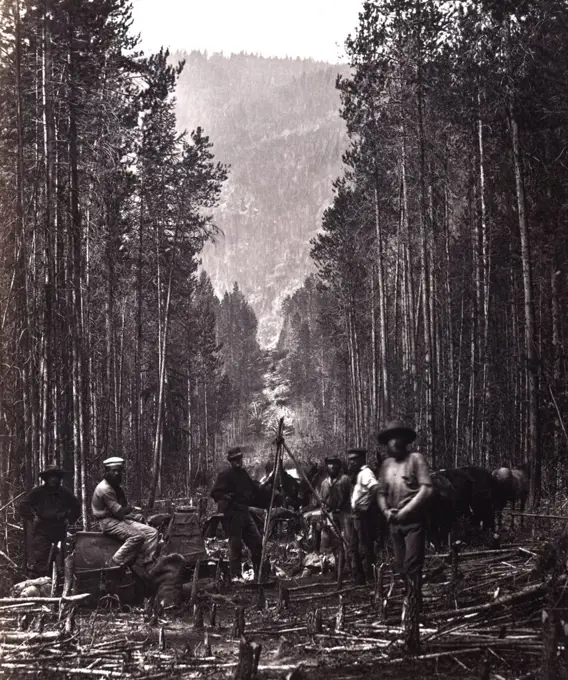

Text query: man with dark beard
(91, 457), (158, 569)
(377, 421), (432, 634)
(20, 465), (81, 575)
(210, 446), (265, 583)
(319, 455), (351, 573)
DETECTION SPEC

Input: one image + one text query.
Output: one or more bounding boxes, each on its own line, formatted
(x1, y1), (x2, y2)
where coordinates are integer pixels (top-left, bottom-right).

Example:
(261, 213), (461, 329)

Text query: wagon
(73, 506), (208, 604)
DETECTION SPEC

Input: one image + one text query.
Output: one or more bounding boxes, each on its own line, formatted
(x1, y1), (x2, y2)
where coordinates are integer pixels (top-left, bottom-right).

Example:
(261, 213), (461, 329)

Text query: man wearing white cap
(91, 457), (158, 569)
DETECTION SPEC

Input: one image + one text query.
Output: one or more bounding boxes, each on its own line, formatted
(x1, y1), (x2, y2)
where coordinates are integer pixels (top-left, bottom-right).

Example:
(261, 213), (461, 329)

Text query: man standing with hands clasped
(377, 421), (432, 638)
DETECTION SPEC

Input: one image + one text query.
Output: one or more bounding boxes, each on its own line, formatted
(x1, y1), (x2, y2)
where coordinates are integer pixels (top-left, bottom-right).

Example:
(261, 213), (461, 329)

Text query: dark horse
(492, 463), (530, 529)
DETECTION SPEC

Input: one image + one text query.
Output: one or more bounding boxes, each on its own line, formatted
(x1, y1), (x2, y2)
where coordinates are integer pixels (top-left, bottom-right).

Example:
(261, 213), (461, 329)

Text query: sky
(131, 0), (363, 63)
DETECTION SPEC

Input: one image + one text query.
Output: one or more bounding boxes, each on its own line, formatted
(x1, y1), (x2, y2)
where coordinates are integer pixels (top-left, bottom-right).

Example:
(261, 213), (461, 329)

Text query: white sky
(131, 0), (363, 63)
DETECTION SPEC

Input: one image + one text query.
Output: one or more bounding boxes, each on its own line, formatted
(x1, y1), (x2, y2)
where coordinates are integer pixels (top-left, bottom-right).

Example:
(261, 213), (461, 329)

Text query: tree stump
(193, 603), (204, 630)
(335, 595), (345, 631)
(255, 586), (266, 610)
(336, 549), (344, 590)
(374, 563), (385, 620)
(541, 588), (558, 679)
(233, 637), (261, 680)
(306, 607), (322, 635)
(403, 576), (420, 654)
(210, 603), (217, 627)
(158, 626), (166, 650)
(190, 559), (201, 605)
(448, 542), (460, 609)
(214, 559), (223, 590)
(64, 606), (76, 636)
(286, 668), (308, 680)
(50, 560), (58, 597)
(63, 553), (75, 597)
(232, 606), (246, 638)
(477, 649), (491, 680)
(277, 583), (290, 614)
(203, 628), (212, 657)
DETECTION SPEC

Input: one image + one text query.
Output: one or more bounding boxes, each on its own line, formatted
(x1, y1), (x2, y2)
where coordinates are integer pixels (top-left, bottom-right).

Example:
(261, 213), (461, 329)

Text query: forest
(0, 0), (266, 517)
(279, 0), (568, 508)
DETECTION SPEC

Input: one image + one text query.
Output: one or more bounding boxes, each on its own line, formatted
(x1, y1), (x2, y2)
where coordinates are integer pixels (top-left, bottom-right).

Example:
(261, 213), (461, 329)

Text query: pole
(257, 418), (284, 584)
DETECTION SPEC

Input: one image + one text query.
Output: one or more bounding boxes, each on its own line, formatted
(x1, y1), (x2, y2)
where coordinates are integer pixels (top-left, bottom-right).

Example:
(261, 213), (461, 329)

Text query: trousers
(30, 521), (66, 575)
(99, 517), (159, 567)
(390, 522), (426, 577)
(350, 509), (376, 583)
(222, 509), (262, 578)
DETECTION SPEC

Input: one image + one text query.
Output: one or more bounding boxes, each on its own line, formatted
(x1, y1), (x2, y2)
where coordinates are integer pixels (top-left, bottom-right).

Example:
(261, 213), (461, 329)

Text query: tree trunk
(510, 109), (540, 507)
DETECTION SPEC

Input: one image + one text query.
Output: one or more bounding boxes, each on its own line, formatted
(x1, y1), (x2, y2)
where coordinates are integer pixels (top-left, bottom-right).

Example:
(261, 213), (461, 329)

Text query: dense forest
(279, 0), (568, 507)
(172, 51), (349, 345)
(0, 0), (266, 517)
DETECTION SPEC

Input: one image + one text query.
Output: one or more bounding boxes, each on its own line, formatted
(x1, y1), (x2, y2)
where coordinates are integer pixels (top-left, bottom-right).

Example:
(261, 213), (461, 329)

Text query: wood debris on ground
(0, 534), (567, 679)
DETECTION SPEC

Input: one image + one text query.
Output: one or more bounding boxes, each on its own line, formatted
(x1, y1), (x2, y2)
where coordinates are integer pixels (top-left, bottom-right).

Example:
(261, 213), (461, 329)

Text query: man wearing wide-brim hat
(210, 446), (267, 583)
(377, 421), (433, 631)
(19, 465), (81, 576)
(91, 457), (159, 570)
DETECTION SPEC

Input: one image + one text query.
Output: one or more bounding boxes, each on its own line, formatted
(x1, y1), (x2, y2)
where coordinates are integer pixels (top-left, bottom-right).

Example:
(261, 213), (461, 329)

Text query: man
(377, 421), (433, 628)
(210, 446), (265, 583)
(20, 465), (81, 576)
(348, 448), (379, 585)
(91, 457), (158, 570)
(320, 455), (351, 575)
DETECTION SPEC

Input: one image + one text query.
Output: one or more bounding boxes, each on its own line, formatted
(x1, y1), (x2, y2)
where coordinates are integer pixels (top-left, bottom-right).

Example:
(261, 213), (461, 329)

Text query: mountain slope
(173, 51), (348, 345)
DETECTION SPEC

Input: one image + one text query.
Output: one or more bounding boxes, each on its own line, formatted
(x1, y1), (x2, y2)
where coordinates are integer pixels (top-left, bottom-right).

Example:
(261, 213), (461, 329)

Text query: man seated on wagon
(91, 457), (158, 570)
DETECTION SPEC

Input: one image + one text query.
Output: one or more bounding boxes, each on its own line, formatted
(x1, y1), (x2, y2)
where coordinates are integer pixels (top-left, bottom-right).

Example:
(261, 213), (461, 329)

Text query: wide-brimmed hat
(227, 446), (245, 461)
(347, 447), (367, 460)
(378, 421), (417, 445)
(324, 455), (342, 465)
(39, 465), (65, 479)
(103, 456), (125, 468)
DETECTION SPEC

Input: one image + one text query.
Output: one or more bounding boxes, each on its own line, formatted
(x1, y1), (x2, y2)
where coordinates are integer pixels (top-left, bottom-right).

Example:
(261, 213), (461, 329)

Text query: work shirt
(351, 465), (379, 512)
(377, 452), (432, 517)
(320, 474), (351, 513)
(210, 466), (260, 512)
(91, 479), (128, 520)
(20, 485), (81, 524)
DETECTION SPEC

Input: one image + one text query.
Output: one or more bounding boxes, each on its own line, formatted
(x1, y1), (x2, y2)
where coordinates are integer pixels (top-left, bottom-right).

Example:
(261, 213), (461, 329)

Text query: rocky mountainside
(173, 51), (348, 346)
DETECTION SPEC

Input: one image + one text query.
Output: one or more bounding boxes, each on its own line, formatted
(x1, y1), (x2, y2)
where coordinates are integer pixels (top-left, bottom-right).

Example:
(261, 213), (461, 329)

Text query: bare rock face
(148, 553), (189, 612)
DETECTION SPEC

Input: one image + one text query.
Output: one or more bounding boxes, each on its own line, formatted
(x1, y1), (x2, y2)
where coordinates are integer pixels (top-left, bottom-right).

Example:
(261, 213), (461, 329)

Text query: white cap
(103, 456), (125, 468)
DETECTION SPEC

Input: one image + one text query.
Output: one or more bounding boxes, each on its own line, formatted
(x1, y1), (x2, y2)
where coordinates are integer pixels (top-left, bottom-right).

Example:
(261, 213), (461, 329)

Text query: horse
(492, 463), (530, 529)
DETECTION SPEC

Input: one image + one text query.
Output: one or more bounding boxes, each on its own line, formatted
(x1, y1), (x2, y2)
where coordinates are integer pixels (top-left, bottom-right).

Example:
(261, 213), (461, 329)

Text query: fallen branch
(0, 594), (90, 605)
(429, 582), (544, 621)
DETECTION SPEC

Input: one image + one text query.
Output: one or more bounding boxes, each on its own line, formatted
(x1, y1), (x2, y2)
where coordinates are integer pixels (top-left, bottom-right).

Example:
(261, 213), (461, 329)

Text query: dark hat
(227, 446), (245, 461)
(324, 455), (342, 465)
(378, 421), (417, 445)
(347, 448), (367, 459)
(39, 465), (65, 479)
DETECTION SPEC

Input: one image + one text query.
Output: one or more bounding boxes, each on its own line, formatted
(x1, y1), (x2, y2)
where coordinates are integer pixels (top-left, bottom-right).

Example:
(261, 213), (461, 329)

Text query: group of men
(209, 420), (433, 603)
(20, 419), (433, 609)
(20, 457), (158, 578)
